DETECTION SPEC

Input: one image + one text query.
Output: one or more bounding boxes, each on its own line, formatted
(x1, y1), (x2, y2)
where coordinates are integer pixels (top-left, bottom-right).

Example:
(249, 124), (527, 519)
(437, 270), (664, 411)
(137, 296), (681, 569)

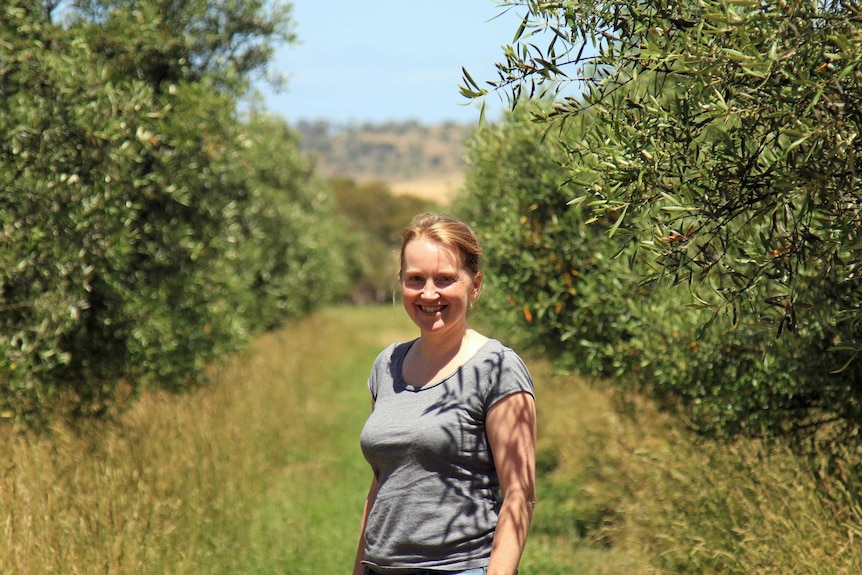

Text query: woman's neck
(417, 326), (473, 365)
(402, 327), (490, 389)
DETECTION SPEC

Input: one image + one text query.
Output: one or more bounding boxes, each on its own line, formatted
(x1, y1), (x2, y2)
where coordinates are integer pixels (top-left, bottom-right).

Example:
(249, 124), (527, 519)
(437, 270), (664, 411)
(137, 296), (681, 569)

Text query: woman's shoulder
(475, 336), (526, 362)
(473, 339), (534, 403)
(372, 339), (417, 368)
(368, 339), (417, 398)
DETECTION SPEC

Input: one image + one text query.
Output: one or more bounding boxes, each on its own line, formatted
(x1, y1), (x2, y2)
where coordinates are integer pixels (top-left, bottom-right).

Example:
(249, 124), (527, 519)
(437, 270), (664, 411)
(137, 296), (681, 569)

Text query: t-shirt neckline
(396, 337), (496, 392)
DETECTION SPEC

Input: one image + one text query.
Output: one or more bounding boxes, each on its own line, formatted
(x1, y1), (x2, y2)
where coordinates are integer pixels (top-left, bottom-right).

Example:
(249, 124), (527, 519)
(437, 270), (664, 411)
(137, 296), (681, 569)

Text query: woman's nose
(421, 280), (438, 299)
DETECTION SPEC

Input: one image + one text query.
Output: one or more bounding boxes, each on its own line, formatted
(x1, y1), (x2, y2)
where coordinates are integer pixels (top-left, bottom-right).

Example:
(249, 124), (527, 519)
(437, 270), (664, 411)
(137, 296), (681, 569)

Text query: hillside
(294, 119), (474, 203)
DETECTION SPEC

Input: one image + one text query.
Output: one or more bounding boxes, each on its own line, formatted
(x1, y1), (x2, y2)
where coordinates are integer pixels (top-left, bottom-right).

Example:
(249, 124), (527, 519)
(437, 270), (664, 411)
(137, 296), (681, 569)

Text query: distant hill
(293, 119), (475, 203)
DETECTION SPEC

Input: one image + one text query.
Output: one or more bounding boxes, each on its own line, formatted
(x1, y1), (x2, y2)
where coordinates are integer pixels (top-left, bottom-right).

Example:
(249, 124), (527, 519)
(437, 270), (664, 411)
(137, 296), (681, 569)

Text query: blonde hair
(399, 213), (483, 278)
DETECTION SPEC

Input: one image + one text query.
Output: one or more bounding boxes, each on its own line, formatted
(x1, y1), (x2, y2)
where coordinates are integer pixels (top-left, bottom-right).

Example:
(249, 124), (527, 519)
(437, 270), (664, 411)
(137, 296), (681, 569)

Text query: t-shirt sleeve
(367, 371), (377, 402)
(367, 348), (385, 401)
(367, 342), (400, 401)
(485, 347), (534, 410)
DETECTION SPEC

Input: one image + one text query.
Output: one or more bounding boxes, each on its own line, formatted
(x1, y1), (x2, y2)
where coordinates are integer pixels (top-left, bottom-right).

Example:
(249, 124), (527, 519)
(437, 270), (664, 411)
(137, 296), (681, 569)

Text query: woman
(353, 213), (536, 575)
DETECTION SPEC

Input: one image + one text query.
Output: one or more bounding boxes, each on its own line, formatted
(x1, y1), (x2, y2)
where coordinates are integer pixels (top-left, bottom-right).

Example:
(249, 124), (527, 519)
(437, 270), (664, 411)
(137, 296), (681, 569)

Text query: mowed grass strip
(248, 305), (417, 573)
(0, 303), (646, 574)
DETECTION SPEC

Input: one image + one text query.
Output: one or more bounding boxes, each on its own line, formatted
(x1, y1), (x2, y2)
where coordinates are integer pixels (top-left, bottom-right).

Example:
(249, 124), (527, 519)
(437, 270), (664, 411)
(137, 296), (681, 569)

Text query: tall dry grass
(530, 366), (862, 574)
(0, 308), (406, 574)
(3, 306), (862, 574)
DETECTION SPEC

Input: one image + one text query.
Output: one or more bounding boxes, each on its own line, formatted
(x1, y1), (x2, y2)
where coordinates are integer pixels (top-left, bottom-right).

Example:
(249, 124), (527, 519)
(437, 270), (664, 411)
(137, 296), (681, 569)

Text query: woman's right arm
(352, 475), (380, 575)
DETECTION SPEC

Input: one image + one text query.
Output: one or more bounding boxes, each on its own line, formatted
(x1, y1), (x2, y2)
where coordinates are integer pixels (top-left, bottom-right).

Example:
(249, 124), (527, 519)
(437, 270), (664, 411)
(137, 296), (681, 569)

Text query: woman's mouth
(419, 305), (443, 314)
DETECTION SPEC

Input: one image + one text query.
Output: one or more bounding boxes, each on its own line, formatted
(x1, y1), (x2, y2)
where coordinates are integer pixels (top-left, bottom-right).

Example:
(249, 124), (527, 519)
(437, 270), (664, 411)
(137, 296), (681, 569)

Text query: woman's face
(400, 238), (482, 338)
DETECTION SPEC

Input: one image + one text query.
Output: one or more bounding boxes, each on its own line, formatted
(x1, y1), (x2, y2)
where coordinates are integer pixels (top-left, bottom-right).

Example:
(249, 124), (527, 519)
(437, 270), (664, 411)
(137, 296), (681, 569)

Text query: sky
(258, 1), (526, 125)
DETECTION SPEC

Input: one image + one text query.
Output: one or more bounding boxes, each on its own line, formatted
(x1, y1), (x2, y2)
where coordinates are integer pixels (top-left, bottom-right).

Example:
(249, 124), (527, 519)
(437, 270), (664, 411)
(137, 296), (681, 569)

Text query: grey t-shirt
(359, 338), (534, 573)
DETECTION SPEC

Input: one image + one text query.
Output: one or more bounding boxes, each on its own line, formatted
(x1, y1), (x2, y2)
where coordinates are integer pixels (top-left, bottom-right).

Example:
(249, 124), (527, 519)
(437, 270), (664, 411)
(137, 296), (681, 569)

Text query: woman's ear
(471, 271), (484, 300)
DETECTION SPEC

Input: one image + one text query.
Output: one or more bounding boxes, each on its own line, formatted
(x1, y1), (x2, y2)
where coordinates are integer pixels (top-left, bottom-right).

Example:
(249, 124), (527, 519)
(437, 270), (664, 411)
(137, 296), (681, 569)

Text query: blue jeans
(364, 569), (487, 575)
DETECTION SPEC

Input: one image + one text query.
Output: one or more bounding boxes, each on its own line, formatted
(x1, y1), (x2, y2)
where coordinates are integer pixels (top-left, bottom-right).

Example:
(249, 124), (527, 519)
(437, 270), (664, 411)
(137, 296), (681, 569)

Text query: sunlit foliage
(0, 1), (348, 425)
(461, 0), (862, 439)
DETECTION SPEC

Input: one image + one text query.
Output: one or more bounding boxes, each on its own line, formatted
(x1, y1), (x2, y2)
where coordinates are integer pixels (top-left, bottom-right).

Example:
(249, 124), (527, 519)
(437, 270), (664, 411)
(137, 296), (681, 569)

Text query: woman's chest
(362, 383), (487, 464)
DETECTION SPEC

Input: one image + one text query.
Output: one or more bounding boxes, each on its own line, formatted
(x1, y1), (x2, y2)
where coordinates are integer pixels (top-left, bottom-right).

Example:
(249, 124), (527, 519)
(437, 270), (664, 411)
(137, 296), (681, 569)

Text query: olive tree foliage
(0, 1), (347, 425)
(461, 0), (862, 440)
(71, 0), (293, 94)
(238, 115), (355, 329)
(457, 105), (644, 370)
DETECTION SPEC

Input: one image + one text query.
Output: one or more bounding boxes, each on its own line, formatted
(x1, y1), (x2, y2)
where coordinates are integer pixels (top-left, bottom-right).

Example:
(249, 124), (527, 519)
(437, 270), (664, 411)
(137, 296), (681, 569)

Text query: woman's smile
(400, 238), (480, 337)
(419, 304), (444, 314)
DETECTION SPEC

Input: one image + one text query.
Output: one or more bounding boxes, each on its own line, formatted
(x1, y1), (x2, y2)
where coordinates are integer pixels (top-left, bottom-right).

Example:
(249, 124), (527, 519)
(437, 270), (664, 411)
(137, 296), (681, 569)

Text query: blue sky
(258, 1), (525, 125)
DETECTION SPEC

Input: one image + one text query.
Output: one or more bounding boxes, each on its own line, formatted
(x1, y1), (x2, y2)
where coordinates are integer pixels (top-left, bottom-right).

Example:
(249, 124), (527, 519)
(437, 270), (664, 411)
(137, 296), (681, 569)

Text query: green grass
(243, 306), (415, 573)
(194, 305), (420, 574)
(0, 305), (415, 574)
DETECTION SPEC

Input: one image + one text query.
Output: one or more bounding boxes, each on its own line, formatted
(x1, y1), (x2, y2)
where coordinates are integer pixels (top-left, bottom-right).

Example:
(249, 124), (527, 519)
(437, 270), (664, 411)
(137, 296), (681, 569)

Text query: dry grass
(2, 306), (862, 574)
(388, 175), (464, 205)
(529, 366), (862, 574)
(0, 309), (407, 574)
(1, 364), (264, 573)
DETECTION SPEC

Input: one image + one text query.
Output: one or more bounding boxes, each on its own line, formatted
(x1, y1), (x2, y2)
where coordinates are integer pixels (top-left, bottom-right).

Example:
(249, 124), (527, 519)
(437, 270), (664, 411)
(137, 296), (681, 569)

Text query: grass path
(0, 303), (640, 574)
(244, 305), (655, 574)
(248, 306), (640, 574)
(248, 306), (417, 573)
(186, 307), (862, 574)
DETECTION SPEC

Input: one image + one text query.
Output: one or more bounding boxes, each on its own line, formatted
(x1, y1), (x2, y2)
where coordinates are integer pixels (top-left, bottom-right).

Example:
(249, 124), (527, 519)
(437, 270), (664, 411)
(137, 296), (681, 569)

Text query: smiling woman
(354, 213), (537, 575)
(401, 233), (480, 325)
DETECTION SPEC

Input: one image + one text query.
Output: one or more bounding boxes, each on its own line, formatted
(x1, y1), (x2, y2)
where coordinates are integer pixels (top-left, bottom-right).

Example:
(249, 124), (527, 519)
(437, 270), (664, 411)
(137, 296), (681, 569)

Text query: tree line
(11, 0), (861, 452)
(0, 0), (354, 426)
(458, 0), (862, 447)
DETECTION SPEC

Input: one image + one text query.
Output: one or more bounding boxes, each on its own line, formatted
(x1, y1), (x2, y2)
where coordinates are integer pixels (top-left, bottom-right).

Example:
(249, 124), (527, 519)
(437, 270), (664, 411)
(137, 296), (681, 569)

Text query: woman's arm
(486, 391), (537, 575)
(352, 475), (380, 575)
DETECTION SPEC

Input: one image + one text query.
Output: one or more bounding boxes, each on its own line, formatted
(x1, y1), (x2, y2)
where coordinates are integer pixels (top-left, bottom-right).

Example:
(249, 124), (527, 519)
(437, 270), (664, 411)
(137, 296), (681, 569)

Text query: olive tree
(462, 0), (862, 439)
(0, 1), (348, 425)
